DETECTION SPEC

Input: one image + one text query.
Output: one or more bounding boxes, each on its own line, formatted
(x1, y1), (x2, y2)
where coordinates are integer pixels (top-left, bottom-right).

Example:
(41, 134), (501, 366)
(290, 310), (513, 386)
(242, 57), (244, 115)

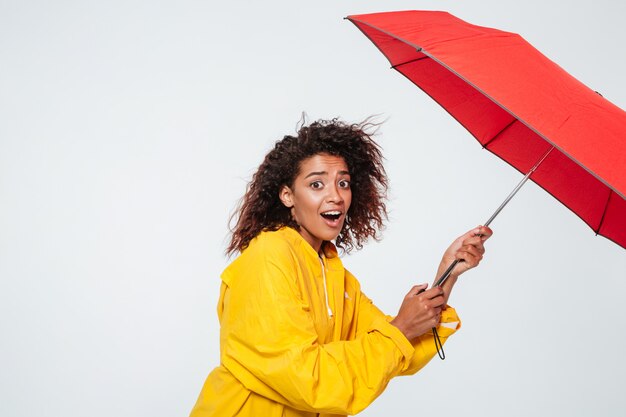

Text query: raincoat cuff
(370, 316), (415, 368)
(435, 306), (461, 338)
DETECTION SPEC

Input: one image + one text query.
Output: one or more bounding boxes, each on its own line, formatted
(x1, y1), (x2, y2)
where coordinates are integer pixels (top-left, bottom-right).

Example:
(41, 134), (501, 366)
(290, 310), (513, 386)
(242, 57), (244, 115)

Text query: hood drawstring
(318, 255), (333, 317)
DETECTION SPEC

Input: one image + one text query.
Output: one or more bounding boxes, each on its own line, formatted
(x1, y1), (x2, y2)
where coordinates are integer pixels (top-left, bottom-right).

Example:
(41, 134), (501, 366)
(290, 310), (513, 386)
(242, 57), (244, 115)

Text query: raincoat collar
(279, 226), (339, 260)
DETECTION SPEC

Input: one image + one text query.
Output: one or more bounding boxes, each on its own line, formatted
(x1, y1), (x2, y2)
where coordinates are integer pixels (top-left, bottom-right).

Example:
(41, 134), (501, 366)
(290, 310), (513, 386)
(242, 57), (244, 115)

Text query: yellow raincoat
(190, 227), (460, 417)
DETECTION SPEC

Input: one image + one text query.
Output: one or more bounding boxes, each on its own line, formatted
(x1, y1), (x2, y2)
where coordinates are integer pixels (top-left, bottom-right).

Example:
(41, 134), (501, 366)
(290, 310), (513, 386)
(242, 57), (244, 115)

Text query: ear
(279, 185), (294, 208)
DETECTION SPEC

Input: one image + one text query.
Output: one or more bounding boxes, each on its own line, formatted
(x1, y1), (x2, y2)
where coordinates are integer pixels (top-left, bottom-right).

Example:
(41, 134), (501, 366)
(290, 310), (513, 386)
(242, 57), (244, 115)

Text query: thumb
(469, 225), (484, 237)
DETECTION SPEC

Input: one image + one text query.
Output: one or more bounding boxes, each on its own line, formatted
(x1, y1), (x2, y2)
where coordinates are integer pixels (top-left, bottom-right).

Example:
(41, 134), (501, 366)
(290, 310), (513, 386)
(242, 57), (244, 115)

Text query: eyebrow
(304, 170), (350, 179)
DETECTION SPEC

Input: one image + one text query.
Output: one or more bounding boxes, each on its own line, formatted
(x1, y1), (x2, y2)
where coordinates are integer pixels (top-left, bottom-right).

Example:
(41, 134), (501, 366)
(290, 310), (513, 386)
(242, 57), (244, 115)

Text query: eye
(310, 180), (324, 189)
(338, 179), (351, 189)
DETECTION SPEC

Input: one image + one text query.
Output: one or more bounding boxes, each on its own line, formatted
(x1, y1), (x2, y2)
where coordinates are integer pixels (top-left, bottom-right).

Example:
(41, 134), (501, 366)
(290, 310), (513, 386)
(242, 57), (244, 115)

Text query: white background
(1, 1), (625, 416)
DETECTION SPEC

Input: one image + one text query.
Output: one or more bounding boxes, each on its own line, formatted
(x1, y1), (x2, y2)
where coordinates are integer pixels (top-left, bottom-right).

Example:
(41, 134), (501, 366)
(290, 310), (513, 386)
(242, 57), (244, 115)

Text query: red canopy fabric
(347, 11), (626, 249)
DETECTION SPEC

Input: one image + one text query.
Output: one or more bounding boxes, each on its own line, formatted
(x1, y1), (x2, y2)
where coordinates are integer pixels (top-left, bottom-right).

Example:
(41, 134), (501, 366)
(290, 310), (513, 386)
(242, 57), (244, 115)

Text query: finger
(453, 246), (482, 267)
(459, 227), (481, 242)
(459, 243), (483, 258)
(425, 302), (443, 316)
(457, 250), (481, 264)
(455, 251), (481, 269)
(454, 245), (485, 259)
(421, 286), (444, 300)
(476, 225), (493, 240)
(423, 289), (445, 306)
(457, 226), (492, 248)
(427, 296), (445, 309)
(463, 234), (486, 249)
(410, 283), (429, 296)
(432, 315), (442, 328)
(427, 307), (444, 328)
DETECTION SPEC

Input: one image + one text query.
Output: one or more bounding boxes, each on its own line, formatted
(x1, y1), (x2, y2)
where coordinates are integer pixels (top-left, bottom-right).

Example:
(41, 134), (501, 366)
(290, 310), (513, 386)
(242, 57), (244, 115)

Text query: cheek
(294, 189), (323, 214)
(343, 189), (353, 209)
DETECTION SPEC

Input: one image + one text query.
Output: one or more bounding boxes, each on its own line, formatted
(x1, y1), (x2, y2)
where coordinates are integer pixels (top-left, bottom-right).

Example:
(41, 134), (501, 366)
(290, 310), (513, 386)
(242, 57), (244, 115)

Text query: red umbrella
(346, 11), (626, 256)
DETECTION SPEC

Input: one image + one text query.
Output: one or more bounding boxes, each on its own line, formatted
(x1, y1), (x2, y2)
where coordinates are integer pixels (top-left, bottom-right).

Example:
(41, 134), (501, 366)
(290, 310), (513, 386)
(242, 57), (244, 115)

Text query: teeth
(322, 211), (341, 215)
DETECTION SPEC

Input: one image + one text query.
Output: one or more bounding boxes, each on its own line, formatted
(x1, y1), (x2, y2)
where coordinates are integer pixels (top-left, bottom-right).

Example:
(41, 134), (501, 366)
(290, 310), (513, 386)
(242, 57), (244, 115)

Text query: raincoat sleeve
(219, 240), (416, 415)
(350, 272), (461, 376)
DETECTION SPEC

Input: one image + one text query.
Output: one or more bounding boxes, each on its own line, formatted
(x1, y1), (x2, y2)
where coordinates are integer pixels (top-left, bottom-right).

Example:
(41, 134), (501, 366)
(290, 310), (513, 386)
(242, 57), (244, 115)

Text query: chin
(321, 227), (344, 243)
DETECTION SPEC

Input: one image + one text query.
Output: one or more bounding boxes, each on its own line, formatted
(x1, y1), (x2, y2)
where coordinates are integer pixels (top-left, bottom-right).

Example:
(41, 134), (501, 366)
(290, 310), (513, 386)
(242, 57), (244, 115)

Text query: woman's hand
(390, 284), (446, 342)
(391, 226), (492, 341)
(436, 225), (493, 304)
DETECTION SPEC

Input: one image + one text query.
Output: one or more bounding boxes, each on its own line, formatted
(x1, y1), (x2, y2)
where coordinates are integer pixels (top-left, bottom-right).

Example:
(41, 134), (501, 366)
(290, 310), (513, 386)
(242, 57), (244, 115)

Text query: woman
(190, 118), (492, 417)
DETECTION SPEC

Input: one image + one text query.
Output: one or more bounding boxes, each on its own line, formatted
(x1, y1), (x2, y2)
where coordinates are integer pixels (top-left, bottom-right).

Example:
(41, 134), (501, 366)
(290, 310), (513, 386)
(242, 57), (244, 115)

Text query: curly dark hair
(227, 118), (388, 255)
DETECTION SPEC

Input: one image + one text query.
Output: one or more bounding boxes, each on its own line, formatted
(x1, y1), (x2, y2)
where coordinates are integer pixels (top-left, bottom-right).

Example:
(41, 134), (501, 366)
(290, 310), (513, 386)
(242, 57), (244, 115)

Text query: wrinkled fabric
(190, 227), (460, 417)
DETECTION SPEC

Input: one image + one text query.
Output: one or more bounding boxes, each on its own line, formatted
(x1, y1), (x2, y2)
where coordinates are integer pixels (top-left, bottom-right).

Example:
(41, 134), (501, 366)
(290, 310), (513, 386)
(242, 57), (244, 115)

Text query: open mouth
(320, 210), (342, 222)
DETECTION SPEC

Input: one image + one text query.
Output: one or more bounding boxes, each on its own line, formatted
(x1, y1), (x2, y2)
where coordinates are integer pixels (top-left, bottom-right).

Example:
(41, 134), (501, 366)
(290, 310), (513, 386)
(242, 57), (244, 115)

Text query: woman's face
(279, 153), (352, 253)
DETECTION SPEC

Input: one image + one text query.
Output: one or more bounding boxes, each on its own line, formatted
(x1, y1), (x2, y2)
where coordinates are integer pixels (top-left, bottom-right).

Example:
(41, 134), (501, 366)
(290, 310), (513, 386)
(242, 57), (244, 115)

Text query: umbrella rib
(427, 63), (626, 201)
(594, 190), (613, 235)
(391, 55), (429, 69)
(482, 118), (517, 149)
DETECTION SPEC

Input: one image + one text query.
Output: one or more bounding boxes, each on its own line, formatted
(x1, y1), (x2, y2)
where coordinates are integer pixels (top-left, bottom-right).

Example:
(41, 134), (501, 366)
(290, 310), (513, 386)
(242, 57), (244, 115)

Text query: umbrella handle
(430, 258), (467, 360)
(417, 287), (446, 360)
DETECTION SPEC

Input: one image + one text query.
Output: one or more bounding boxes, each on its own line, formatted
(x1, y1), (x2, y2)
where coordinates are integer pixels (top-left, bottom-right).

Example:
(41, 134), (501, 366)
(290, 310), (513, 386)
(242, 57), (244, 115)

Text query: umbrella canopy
(347, 10), (626, 249)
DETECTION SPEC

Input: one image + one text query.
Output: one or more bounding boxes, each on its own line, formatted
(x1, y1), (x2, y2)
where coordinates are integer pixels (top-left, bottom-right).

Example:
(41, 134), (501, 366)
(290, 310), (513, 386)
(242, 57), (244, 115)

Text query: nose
(326, 183), (344, 204)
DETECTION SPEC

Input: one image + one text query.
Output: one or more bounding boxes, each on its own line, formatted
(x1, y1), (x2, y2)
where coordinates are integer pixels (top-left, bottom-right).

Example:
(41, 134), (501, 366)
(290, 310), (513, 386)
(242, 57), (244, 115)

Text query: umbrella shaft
(434, 259), (460, 287)
(434, 147), (554, 287)
(484, 146), (554, 227)
(484, 169), (533, 227)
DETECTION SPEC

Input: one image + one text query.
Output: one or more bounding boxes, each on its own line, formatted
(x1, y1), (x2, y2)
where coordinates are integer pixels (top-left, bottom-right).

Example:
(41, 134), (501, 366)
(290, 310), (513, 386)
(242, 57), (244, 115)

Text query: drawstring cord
(318, 255), (333, 317)
(433, 327), (445, 360)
